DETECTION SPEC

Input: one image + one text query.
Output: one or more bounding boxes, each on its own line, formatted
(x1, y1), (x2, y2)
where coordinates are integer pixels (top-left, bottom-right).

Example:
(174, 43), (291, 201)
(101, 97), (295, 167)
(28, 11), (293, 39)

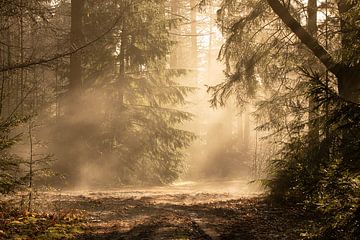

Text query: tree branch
(266, 0), (341, 76)
(0, 14), (124, 73)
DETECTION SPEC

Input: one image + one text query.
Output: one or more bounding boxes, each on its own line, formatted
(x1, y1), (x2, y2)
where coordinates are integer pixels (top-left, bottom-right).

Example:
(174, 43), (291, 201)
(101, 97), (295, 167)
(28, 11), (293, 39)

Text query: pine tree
(50, 0), (196, 186)
(210, 0), (360, 238)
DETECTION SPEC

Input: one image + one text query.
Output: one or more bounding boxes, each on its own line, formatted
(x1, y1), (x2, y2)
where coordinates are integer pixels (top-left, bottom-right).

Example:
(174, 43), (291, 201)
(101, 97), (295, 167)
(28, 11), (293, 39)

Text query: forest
(0, 0), (359, 239)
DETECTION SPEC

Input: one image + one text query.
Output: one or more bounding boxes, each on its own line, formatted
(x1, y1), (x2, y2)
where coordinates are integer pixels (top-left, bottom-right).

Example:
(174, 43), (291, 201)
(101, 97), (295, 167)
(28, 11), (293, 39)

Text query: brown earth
(35, 181), (314, 240)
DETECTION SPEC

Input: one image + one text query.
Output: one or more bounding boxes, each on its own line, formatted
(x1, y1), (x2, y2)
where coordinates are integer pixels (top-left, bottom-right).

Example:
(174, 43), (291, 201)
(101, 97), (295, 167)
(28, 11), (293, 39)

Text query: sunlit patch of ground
(5, 180), (315, 239)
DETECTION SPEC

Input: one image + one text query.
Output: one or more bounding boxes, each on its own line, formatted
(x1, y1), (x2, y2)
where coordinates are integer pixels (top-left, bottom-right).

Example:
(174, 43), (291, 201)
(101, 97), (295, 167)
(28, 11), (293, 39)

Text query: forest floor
(1, 180), (317, 239)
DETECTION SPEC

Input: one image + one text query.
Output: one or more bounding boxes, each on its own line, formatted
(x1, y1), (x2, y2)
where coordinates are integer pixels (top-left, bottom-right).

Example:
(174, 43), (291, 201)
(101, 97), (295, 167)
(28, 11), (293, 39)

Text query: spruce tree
(51, 0), (195, 185)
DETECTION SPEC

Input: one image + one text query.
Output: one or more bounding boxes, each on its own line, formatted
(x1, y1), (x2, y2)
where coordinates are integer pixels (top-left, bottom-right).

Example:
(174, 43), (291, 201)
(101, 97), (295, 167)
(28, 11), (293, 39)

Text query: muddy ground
(33, 180), (313, 239)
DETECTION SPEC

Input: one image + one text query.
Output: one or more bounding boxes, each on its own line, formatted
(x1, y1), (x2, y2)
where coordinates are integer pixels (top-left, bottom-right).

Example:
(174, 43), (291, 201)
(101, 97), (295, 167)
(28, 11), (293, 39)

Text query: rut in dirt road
(44, 190), (314, 240)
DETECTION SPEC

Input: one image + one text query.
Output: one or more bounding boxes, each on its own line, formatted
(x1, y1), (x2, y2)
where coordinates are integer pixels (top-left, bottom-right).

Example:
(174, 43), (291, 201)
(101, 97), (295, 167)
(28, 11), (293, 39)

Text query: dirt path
(38, 182), (313, 239)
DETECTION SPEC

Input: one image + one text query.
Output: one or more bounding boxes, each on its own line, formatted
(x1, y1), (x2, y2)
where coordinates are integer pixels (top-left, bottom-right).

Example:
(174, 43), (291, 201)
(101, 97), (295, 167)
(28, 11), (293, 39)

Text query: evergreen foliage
(51, 0), (195, 186)
(1, 0), (196, 188)
(211, 0), (360, 238)
(264, 72), (360, 239)
(0, 117), (27, 194)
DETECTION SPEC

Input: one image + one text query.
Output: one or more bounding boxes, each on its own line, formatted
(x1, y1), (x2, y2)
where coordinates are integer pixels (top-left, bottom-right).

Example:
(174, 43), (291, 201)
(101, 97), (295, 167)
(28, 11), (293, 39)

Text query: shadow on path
(45, 192), (312, 239)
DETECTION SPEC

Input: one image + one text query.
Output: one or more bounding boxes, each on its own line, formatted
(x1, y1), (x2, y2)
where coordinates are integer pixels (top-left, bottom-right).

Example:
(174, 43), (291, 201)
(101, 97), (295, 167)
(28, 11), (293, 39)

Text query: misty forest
(0, 0), (359, 239)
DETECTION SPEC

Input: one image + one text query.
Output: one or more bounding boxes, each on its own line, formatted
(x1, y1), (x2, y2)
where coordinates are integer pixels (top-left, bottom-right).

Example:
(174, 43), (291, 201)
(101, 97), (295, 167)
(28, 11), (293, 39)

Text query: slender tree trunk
(0, 37), (5, 116)
(207, 3), (213, 82)
(237, 112), (243, 147)
(243, 106), (250, 151)
(170, 0), (180, 69)
(118, 28), (128, 107)
(324, 0), (330, 140)
(55, 63), (60, 117)
(28, 121), (34, 212)
(32, 69), (37, 115)
(253, 127), (258, 178)
(190, 0), (197, 69)
(6, 27), (11, 115)
(0, 16), (3, 116)
(20, 0), (24, 114)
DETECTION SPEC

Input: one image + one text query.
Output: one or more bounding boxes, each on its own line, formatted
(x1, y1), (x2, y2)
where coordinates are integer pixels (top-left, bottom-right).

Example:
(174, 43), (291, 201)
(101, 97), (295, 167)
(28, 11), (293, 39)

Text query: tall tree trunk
(307, 0), (319, 144)
(69, 0), (84, 100)
(336, 0), (360, 102)
(60, 0), (85, 183)
(337, 0), (355, 63)
(307, 0), (317, 41)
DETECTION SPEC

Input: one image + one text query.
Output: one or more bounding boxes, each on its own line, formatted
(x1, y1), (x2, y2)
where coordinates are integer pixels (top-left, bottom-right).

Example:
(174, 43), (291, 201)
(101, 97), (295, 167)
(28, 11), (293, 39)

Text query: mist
(13, 2), (263, 191)
(3, 0), (355, 239)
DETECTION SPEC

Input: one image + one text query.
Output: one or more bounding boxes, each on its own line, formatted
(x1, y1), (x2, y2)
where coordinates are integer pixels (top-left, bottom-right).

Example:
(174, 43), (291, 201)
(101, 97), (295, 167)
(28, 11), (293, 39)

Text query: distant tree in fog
(50, 0), (196, 186)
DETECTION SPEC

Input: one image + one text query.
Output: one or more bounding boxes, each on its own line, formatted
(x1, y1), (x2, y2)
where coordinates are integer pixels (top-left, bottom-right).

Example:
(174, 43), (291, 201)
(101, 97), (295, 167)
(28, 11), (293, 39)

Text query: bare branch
(0, 14), (124, 73)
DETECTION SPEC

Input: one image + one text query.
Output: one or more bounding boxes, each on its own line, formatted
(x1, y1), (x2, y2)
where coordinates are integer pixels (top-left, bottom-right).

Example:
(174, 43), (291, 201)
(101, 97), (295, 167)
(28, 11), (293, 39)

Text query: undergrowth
(0, 201), (85, 240)
(265, 74), (360, 239)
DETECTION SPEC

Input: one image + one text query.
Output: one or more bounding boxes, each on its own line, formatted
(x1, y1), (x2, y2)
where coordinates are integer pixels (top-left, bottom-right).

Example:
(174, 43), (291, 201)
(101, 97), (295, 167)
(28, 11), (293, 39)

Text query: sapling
(25, 119), (53, 212)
